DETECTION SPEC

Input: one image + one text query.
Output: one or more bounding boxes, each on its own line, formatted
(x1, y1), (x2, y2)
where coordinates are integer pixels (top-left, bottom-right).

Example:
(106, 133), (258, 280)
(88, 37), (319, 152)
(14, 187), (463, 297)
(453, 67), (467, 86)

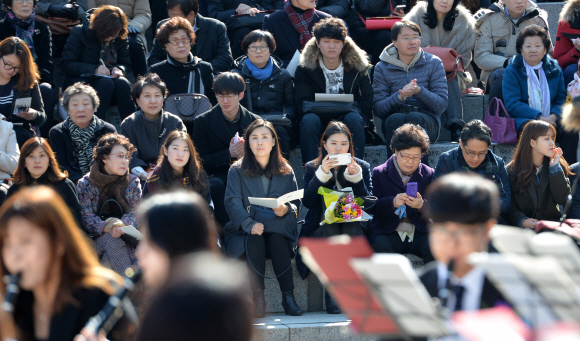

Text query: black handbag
(245, 78), (292, 127)
(226, 10), (275, 31)
(302, 101), (360, 123)
(164, 93), (211, 123)
(99, 199), (139, 248)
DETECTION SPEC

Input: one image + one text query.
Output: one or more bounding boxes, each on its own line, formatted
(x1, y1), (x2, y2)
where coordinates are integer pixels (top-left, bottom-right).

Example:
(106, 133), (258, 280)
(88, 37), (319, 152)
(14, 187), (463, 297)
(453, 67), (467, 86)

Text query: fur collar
(299, 36), (370, 73)
(561, 0), (580, 23)
(379, 44), (423, 70)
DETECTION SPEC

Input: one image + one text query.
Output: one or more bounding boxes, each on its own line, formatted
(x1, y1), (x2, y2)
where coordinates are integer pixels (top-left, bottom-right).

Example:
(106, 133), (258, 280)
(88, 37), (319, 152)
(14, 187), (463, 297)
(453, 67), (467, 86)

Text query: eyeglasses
(400, 36), (421, 42)
(109, 153), (131, 160)
(398, 152), (422, 162)
(216, 94), (238, 101)
(462, 146), (488, 158)
(430, 224), (485, 243)
(248, 45), (269, 52)
(14, 0), (34, 3)
(1, 56), (20, 73)
(168, 37), (192, 46)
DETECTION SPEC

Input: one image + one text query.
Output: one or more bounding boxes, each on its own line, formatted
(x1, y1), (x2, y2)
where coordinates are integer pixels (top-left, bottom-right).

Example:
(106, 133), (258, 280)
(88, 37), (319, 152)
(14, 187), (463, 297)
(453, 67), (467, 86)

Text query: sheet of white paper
(315, 93), (354, 102)
(12, 97), (32, 117)
(120, 225), (143, 240)
(286, 50), (301, 78)
(249, 189), (304, 209)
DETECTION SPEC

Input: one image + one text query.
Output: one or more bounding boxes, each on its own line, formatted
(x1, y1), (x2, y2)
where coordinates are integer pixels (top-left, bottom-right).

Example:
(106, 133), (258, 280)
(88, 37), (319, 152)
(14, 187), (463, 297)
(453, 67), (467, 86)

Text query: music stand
(299, 236), (400, 336)
(469, 253), (580, 326)
(350, 254), (451, 339)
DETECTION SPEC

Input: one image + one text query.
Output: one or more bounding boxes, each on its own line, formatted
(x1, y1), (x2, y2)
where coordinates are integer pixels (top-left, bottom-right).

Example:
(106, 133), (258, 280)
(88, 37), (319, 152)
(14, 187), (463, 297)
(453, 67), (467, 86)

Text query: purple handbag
(483, 97), (517, 145)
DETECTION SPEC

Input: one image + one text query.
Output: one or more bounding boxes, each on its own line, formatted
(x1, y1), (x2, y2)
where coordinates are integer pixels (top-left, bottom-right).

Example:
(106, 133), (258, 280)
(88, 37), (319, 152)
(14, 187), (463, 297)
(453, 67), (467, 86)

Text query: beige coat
(87, 0), (151, 47)
(473, 0), (549, 85)
(0, 120), (19, 181)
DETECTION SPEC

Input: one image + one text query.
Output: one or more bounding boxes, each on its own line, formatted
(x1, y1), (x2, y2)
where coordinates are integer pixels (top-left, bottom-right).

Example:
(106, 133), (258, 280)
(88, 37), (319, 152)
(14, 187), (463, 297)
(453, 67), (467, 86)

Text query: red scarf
(284, 0), (314, 49)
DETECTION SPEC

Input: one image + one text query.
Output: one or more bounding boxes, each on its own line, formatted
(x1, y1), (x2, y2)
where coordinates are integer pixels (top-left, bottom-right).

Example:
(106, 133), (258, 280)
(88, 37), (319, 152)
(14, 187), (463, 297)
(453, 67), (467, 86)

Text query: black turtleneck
(291, 4), (308, 14)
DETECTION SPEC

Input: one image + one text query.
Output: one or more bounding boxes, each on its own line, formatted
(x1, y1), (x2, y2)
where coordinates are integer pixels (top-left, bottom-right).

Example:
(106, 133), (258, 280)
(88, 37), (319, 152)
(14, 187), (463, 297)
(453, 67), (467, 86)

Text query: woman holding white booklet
(224, 119), (303, 318)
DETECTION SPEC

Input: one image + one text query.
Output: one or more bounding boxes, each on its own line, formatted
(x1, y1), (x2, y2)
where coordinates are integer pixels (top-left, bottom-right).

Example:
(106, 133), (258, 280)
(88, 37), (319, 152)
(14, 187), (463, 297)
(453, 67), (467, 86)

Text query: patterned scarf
(524, 59), (551, 117)
(67, 116), (97, 175)
(167, 53), (205, 94)
(88, 162), (130, 218)
(6, 10), (37, 60)
(284, 0), (314, 49)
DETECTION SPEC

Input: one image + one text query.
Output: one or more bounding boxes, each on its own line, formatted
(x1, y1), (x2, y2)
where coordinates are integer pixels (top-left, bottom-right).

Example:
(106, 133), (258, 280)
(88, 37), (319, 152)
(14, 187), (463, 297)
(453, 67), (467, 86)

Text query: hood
(379, 44), (423, 71)
(489, 0), (541, 22)
(561, 0), (580, 23)
(299, 36), (370, 73)
(233, 55), (284, 76)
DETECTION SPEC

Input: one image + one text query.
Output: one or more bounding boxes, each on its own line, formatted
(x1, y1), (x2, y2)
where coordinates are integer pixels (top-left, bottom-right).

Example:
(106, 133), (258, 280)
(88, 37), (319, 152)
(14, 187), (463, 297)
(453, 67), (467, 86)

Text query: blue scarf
(245, 57), (273, 81)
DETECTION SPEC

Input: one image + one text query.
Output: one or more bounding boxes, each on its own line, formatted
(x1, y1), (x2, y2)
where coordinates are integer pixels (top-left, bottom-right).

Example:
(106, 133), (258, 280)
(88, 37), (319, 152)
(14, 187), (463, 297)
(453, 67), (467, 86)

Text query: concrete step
(253, 313), (379, 341)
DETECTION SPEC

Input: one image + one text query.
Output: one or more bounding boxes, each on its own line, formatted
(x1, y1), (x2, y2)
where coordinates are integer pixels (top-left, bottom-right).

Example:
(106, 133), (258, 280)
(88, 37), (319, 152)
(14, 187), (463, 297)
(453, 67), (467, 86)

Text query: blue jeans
(299, 112), (365, 164)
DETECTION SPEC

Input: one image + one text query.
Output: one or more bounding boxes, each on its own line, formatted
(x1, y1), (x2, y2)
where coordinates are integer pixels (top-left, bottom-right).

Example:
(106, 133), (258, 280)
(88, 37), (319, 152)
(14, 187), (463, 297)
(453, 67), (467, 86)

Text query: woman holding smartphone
(370, 124), (434, 261)
(507, 120), (571, 228)
(224, 119), (302, 318)
(299, 120), (372, 314)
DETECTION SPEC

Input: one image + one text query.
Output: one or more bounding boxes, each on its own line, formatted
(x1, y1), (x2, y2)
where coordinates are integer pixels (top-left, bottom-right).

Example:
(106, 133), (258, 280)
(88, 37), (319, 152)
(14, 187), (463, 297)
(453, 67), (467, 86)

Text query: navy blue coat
(297, 157), (372, 278)
(433, 147), (512, 215)
(371, 155), (433, 240)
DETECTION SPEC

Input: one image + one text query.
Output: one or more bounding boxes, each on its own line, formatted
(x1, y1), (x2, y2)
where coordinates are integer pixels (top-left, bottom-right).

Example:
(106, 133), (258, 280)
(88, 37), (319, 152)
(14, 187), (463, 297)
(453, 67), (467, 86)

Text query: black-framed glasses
(1, 56), (20, 73)
(461, 145), (488, 158)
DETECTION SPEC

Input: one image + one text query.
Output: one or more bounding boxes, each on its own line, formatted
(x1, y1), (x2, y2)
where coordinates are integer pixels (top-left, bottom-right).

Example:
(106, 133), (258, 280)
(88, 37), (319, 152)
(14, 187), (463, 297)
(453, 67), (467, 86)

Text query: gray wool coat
(223, 161), (300, 258)
(372, 46), (448, 131)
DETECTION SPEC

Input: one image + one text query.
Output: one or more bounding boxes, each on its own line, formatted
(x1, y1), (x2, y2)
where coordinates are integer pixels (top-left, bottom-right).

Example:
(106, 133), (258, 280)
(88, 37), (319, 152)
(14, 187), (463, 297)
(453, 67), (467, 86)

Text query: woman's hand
(391, 7), (405, 17)
(405, 192), (423, 209)
(251, 222), (264, 235)
(549, 147), (563, 167)
(95, 65), (110, 76)
(321, 154), (339, 174)
(111, 67), (123, 78)
(540, 115), (557, 127)
(521, 218), (539, 229)
(104, 218), (125, 238)
(346, 157), (361, 175)
(74, 327), (107, 341)
(273, 203), (289, 217)
(393, 193), (407, 208)
(16, 109), (38, 121)
(139, 172), (148, 182)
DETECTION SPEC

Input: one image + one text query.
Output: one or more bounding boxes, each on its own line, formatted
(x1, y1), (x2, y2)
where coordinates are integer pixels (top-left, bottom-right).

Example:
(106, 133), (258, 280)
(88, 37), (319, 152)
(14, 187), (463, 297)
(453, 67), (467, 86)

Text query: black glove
(47, 4), (78, 19)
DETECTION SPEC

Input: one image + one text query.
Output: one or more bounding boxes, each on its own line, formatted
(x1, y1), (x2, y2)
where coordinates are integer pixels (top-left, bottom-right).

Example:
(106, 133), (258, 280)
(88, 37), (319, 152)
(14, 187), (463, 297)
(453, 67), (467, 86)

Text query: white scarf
(524, 59), (551, 117)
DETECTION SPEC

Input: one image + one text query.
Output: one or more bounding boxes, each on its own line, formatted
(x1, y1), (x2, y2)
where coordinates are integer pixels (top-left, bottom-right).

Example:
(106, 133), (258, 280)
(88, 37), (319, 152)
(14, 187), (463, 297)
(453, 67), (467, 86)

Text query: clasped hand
(393, 192), (423, 209)
(229, 137), (245, 158)
(398, 79), (420, 100)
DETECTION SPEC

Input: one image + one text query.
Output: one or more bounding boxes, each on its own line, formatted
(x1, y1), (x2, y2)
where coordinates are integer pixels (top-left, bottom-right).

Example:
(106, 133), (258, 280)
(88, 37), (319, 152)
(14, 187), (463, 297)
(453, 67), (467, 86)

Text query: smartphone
(406, 182), (418, 198)
(391, 4), (406, 15)
(329, 153), (352, 166)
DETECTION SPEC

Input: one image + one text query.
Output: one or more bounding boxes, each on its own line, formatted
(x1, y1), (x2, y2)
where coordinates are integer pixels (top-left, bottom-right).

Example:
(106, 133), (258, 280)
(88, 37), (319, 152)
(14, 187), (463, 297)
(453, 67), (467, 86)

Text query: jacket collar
(299, 36), (370, 73)
(209, 104), (254, 146)
(379, 44), (423, 70)
(239, 169), (289, 199)
(490, 0), (541, 25)
(511, 54), (561, 78)
(194, 14), (208, 54)
(234, 55), (284, 79)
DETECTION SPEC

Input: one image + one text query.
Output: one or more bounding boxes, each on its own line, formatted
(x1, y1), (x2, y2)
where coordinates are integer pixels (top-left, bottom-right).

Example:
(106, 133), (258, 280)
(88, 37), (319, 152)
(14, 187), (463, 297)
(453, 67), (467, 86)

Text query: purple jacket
(371, 155), (433, 240)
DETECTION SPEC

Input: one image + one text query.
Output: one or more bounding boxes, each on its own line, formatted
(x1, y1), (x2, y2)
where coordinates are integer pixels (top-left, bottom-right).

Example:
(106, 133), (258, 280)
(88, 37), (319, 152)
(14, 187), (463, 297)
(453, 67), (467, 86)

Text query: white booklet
(12, 97), (32, 117)
(120, 225), (144, 240)
(285, 50), (301, 78)
(249, 189), (304, 209)
(315, 93), (354, 102)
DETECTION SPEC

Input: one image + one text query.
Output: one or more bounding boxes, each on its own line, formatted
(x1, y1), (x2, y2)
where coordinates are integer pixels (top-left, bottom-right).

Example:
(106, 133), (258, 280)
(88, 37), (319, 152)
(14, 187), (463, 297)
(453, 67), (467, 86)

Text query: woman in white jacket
(0, 118), (20, 205)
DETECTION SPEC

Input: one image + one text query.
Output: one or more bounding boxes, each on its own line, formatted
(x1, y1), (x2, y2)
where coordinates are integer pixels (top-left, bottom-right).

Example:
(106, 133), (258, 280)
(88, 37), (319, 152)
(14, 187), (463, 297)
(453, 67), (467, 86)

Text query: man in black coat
(420, 173), (509, 313)
(193, 72), (260, 229)
(147, 0), (233, 73)
(262, 0), (331, 67)
(316, 0), (349, 19)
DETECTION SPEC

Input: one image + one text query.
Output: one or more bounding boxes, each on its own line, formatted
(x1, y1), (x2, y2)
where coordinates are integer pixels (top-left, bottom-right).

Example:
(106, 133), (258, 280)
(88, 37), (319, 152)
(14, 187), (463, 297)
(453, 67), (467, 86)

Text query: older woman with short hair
(49, 82), (117, 183)
(370, 123), (434, 262)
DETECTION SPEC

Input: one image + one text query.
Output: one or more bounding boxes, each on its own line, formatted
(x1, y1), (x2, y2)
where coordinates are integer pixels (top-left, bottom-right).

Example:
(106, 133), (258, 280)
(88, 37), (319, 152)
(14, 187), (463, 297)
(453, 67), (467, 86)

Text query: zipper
(349, 71), (360, 94)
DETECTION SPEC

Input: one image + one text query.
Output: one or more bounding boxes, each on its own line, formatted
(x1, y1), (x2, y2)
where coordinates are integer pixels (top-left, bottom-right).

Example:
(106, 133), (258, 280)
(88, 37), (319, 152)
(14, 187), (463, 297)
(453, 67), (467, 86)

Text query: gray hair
(63, 82), (100, 112)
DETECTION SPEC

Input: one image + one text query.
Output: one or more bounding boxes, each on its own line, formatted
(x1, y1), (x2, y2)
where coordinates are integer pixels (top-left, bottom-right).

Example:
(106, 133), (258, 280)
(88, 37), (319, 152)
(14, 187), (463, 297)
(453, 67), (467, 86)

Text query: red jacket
(554, 21), (580, 70)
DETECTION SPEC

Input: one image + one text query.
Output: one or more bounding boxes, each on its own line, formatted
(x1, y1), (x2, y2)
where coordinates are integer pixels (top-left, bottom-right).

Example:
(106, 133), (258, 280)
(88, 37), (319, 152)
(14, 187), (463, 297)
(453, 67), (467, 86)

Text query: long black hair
(423, 0), (461, 31)
(241, 119), (292, 178)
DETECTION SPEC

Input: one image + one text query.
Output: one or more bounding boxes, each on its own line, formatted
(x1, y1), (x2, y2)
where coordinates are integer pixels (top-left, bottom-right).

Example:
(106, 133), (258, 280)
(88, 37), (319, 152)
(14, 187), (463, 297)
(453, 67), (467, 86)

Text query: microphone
(85, 269), (142, 335)
(1, 273), (21, 314)
(437, 260), (454, 319)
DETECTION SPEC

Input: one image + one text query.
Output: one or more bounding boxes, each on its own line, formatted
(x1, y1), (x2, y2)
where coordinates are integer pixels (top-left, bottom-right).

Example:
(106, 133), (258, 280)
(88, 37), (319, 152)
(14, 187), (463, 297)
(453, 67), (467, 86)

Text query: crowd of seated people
(3, 0), (580, 331)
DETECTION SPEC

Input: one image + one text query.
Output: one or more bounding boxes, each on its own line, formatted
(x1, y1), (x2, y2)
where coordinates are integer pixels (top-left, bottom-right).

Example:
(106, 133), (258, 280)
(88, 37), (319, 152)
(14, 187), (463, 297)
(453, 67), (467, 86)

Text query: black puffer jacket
(232, 55), (295, 122)
(60, 12), (130, 81)
(0, 18), (53, 84)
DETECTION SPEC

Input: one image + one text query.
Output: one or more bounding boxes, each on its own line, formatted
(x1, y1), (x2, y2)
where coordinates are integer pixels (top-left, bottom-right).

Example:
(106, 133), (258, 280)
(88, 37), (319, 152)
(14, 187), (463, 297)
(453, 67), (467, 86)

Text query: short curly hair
(515, 24), (551, 55)
(157, 16), (196, 47)
(313, 18), (347, 43)
(89, 5), (128, 43)
(93, 133), (136, 167)
(390, 124), (430, 155)
(63, 82), (100, 112)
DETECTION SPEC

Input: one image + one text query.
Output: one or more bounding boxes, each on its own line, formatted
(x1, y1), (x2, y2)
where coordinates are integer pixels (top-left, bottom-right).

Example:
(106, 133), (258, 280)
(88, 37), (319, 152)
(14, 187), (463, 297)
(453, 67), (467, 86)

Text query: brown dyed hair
(507, 120), (573, 193)
(312, 121), (355, 166)
(0, 37), (39, 91)
(13, 137), (67, 186)
(156, 130), (210, 197)
(93, 133), (136, 167)
(89, 5), (129, 43)
(156, 16), (196, 47)
(390, 123), (430, 155)
(0, 186), (121, 312)
(241, 119), (292, 178)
